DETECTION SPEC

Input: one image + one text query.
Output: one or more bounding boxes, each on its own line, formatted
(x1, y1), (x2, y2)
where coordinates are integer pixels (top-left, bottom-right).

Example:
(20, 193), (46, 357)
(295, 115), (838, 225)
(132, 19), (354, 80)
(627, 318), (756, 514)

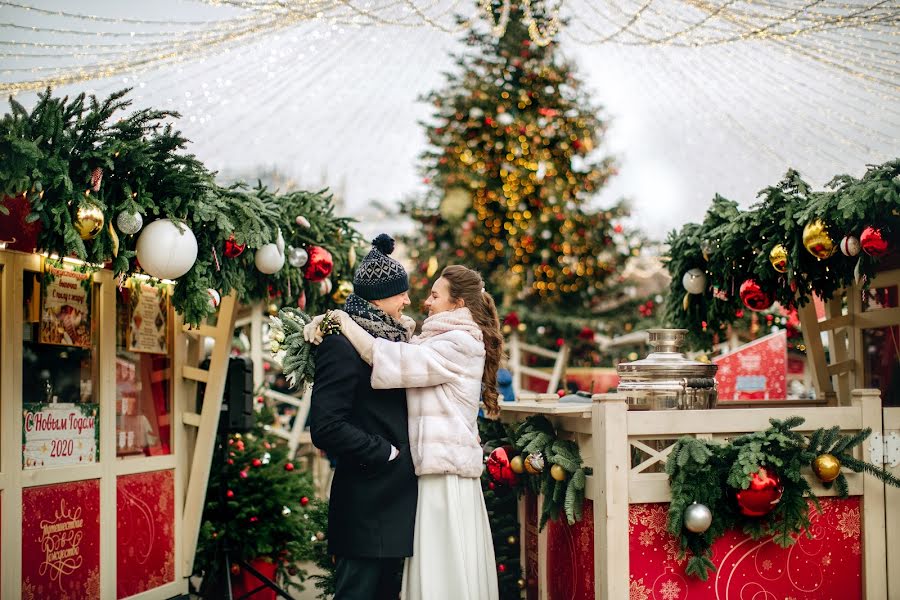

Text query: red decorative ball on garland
(226, 490), (234, 498)
(300, 496), (310, 507)
(303, 246), (334, 282)
(860, 226), (890, 257)
(735, 466), (783, 517)
(739, 279), (774, 312)
(224, 234), (246, 258)
(285, 462), (295, 471)
(498, 564), (507, 573)
(252, 458), (262, 467)
(486, 446), (518, 486)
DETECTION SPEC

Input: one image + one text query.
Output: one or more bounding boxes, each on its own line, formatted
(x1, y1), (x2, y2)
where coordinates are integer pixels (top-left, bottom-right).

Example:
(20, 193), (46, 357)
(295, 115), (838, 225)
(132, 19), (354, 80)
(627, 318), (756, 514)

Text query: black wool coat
(309, 334), (418, 558)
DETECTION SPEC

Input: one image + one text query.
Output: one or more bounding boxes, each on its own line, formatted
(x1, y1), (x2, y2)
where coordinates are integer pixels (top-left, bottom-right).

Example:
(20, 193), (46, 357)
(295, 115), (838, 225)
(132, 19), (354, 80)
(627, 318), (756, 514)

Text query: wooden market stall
(500, 390), (900, 600)
(0, 247), (237, 599)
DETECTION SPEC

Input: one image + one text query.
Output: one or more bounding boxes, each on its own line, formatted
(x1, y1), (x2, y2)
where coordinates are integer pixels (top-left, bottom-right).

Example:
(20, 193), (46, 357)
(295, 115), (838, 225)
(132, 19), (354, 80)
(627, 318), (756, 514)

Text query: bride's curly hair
(441, 265), (503, 417)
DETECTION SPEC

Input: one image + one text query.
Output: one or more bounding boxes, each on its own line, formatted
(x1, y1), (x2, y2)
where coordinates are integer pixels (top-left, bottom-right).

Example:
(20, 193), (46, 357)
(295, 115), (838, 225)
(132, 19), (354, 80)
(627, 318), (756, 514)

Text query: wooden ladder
(508, 332), (570, 397)
(177, 291), (239, 576)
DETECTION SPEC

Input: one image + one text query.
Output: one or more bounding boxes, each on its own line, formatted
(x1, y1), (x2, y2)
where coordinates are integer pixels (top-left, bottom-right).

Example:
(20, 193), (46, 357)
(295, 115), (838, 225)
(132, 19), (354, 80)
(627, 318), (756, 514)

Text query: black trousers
(334, 556), (403, 600)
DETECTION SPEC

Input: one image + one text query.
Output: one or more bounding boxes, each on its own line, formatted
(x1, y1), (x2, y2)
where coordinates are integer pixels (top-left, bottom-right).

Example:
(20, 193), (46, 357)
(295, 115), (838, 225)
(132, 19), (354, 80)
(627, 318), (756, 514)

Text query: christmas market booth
(491, 161), (900, 600)
(0, 90), (358, 598)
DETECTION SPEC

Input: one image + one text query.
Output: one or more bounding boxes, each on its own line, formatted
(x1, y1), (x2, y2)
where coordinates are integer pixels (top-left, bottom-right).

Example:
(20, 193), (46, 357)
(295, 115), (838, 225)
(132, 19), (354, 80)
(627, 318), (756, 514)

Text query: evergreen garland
(512, 414), (590, 528)
(666, 416), (900, 580)
(664, 160), (900, 350)
(0, 89), (361, 326)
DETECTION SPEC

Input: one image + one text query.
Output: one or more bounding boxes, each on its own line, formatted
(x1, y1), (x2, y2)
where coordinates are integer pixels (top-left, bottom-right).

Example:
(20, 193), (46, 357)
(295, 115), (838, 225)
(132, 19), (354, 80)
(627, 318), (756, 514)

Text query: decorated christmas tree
(400, 2), (639, 344)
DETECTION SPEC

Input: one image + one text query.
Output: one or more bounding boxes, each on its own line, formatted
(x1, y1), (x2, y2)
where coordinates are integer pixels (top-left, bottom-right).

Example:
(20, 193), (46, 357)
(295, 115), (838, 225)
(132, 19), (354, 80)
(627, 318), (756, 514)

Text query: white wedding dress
(401, 474), (499, 600)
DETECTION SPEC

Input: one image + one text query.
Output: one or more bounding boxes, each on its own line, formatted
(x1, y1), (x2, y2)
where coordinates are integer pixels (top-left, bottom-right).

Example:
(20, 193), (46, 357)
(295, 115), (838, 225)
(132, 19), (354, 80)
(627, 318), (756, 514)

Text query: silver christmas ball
(682, 268), (707, 295)
(288, 246), (309, 268)
(684, 502), (712, 533)
(116, 210), (143, 235)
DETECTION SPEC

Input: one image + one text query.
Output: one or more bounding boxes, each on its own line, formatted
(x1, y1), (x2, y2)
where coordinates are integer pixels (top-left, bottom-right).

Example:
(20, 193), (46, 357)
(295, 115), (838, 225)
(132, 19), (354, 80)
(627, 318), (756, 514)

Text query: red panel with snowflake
(524, 491), (540, 600)
(713, 330), (787, 401)
(546, 499), (595, 600)
(628, 498), (863, 599)
(23, 479), (101, 599)
(116, 469), (176, 598)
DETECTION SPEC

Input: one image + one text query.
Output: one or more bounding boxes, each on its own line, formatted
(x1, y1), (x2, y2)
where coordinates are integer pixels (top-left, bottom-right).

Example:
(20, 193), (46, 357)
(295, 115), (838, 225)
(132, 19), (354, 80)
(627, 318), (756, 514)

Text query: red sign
(714, 330), (787, 401)
(117, 470), (176, 598)
(546, 499), (594, 600)
(628, 498), (862, 599)
(23, 480), (101, 598)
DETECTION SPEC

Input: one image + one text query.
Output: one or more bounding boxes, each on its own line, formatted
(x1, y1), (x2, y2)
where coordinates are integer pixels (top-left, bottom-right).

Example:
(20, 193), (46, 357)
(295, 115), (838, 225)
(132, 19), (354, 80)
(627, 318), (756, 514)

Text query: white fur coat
(371, 307), (486, 478)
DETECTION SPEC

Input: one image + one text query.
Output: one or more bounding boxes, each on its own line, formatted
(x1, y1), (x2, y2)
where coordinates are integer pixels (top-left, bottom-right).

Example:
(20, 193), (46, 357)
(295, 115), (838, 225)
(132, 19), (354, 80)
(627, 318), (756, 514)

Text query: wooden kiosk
(0, 248), (237, 599)
(500, 267), (900, 599)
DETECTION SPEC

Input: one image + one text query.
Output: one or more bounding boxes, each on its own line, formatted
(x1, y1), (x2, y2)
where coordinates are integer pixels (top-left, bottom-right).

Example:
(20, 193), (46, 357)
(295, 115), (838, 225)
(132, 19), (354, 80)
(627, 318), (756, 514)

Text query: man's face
(371, 291), (411, 320)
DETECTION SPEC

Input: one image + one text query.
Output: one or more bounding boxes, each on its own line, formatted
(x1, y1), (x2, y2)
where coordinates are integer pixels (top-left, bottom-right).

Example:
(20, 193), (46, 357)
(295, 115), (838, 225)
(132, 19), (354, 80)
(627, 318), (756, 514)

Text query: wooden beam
(182, 365), (209, 383)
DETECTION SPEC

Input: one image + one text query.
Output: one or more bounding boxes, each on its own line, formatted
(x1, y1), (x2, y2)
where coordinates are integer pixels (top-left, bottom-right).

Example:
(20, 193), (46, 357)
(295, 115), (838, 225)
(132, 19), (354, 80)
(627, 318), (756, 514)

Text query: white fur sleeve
(370, 337), (465, 389)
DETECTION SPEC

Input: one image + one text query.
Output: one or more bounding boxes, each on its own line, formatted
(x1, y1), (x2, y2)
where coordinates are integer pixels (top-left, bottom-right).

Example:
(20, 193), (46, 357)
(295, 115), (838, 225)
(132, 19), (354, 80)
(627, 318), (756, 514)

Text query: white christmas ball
(682, 268), (707, 295)
(295, 215), (311, 228)
(207, 289), (221, 309)
(116, 210), (143, 235)
(840, 235), (861, 257)
(319, 278), (333, 294)
(275, 228), (285, 254)
(684, 502), (713, 533)
(255, 243), (285, 274)
(288, 246), (308, 268)
(135, 219), (198, 280)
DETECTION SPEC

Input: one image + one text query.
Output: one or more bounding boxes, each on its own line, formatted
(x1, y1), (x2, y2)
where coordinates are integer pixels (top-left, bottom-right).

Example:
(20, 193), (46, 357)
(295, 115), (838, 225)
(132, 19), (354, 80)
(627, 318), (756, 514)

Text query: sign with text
(23, 403), (99, 469)
(128, 282), (168, 354)
(40, 258), (93, 348)
(23, 480), (101, 597)
(713, 330), (787, 402)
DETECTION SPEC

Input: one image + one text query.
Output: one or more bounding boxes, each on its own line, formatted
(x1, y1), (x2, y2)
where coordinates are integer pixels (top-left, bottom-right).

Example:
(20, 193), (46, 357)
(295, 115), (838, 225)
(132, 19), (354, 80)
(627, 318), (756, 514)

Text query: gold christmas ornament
(439, 187), (472, 220)
(802, 219), (837, 259)
(426, 255), (439, 278)
(812, 453), (841, 483)
(75, 201), (105, 240)
(524, 452), (545, 474)
(517, 579), (526, 590)
(507, 535), (517, 545)
(108, 222), (119, 256)
(332, 280), (354, 304)
(509, 455), (525, 474)
(550, 464), (567, 481)
(769, 244), (788, 273)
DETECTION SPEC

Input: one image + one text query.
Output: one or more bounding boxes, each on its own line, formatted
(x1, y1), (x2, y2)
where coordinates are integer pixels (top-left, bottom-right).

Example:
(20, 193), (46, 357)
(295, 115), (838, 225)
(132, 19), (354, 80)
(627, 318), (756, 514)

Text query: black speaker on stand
(196, 356), (293, 599)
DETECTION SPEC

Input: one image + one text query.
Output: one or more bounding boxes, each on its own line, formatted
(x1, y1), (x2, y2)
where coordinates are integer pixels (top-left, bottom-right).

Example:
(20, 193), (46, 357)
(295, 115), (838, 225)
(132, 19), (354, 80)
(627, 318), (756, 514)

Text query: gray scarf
(343, 294), (410, 342)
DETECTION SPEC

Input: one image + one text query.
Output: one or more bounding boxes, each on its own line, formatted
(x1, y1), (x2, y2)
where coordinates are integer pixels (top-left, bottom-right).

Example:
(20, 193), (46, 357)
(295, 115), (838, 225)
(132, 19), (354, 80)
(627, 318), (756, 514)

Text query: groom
(309, 234), (417, 600)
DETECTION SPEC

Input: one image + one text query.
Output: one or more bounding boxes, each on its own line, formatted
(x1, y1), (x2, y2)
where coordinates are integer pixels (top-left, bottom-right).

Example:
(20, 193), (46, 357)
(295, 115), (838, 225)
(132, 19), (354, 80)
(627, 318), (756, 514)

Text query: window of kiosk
(115, 282), (172, 457)
(863, 284), (900, 407)
(22, 262), (100, 470)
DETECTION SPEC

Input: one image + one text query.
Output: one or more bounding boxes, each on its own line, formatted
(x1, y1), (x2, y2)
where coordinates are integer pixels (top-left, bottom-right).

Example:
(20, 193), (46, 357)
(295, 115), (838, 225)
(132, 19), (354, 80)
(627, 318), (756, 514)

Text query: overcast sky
(2, 1), (897, 240)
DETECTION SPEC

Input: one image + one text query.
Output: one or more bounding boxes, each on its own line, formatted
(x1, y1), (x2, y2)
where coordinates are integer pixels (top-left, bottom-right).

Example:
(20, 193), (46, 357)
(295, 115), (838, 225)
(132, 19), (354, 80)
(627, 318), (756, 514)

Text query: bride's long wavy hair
(440, 265), (503, 417)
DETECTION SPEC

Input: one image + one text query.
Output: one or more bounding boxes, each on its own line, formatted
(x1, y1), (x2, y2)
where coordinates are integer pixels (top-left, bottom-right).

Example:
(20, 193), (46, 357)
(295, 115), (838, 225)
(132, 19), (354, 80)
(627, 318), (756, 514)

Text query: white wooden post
(592, 394), (630, 600)
(883, 406), (900, 600)
(853, 389), (888, 599)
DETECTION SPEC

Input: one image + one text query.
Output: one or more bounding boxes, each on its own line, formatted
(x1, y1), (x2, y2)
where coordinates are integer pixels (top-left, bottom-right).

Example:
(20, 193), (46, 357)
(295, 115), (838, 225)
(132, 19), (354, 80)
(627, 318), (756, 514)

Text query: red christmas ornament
(227, 459), (234, 465)
(578, 326), (595, 341)
(239, 470), (248, 479)
(300, 496), (310, 506)
(224, 234), (246, 258)
(739, 279), (774, 312)
(303, 246), (334, 282)
(557, 389), (566, 398)
(249, 516), (259, 523)
(285, 462), (295, 471)
(735, 466), (783, 517)
(555, 337), (565, 348)
(252, 458), (262, 467)
(0, 193), (42, 252)
(860, 226), (889, 257)
(227, 490), (235, 498)
(487, 446), (518, 486)
(488, 482), (495, 490)
(498, 564), (507, 573)
(297, 290), (307, 311)
(503, 312), (520, 327)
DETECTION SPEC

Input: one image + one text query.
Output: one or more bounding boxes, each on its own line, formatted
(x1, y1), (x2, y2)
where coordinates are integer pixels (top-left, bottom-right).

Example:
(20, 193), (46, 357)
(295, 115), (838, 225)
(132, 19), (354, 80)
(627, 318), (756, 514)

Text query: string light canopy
(0, 0), (896, 93)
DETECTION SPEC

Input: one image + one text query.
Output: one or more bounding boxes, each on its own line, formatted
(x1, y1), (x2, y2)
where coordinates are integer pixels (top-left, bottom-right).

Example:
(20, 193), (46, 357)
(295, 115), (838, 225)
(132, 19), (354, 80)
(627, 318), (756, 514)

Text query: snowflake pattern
(640, 529), (655, 546)
(663, 536), (687, 566)
(762, 559), (773, 571)
(837, 507), (860, 539)
(851, 541), (861, 556)
(630, 576), (651, 600)
(659, 579), (682, 600)
(822, 553), (832, 567)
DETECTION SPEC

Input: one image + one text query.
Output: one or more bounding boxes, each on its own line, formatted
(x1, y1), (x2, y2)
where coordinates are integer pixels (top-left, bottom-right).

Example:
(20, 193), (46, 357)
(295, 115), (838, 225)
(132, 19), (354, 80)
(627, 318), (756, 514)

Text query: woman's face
(423, 277), (463, 316)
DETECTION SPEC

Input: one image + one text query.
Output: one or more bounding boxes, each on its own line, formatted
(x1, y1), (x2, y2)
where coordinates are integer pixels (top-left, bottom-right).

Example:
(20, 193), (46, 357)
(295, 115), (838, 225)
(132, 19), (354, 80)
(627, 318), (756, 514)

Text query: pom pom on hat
(372, 233), (396, 255)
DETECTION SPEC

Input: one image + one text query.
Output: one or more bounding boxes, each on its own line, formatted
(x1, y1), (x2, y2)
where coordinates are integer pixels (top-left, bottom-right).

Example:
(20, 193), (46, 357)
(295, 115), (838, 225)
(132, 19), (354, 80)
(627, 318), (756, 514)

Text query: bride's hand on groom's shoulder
(400, 314), (417, 337)
(303, 314), (327, 345)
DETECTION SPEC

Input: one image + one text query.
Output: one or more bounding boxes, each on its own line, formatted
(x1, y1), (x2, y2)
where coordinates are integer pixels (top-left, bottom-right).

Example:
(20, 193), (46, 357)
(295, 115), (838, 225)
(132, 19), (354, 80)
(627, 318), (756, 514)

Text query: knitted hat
(353, 234), (409, 301)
